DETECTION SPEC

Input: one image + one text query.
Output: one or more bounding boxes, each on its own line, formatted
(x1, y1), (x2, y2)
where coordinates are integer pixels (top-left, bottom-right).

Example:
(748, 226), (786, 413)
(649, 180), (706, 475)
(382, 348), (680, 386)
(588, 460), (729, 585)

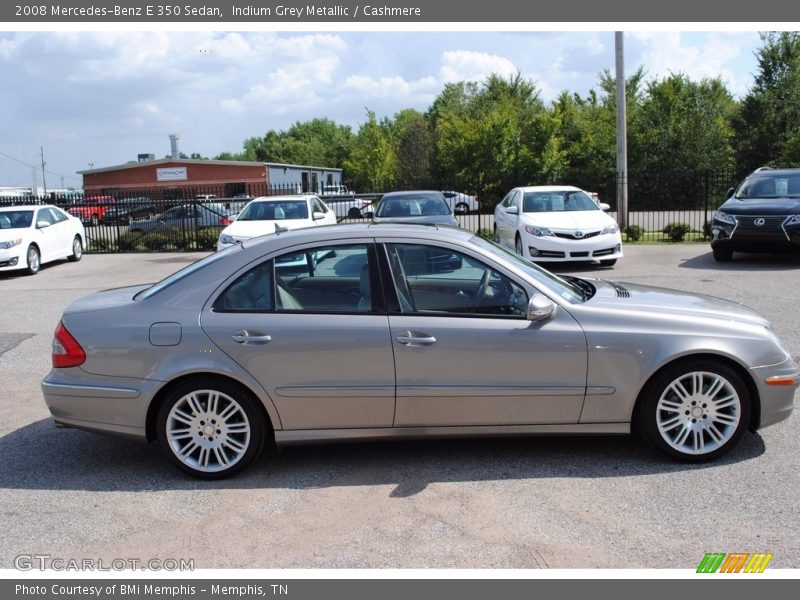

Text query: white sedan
(493, 186), (623, 266)
(0, 204), (85, 275)
(217, 195), (337, 251)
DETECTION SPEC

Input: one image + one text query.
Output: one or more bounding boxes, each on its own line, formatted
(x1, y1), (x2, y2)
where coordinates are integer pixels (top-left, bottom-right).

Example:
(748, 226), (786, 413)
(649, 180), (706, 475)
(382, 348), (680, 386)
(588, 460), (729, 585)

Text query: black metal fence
(0, 169), (742, 253)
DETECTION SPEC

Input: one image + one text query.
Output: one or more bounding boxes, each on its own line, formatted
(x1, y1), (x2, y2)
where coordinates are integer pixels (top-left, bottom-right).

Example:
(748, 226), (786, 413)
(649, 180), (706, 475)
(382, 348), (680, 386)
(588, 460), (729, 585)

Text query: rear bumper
(41, 370), (158, 441)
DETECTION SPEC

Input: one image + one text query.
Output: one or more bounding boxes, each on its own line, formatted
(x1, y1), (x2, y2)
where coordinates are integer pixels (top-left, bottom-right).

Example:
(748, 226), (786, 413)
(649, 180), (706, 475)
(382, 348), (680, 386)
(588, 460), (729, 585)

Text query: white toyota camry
(493, 186), (623, 266)
(0, 204), (85, 275)
(217, 195), (337, 251)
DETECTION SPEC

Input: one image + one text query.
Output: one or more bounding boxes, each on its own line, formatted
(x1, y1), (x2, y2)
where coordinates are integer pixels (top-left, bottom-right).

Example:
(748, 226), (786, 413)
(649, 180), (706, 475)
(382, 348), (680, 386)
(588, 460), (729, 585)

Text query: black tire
(493, 226), (499, 243)
(712, 246), (733, 262)
(68, 236), (82, 262)
(600, 258), (617, 267)
(347, 207), (362, 219)
(90, 214), (99, 227)
(25, 245), (40, 275)
(515, 235), (523, 256)
(635, 359), (751, 463)
(455, 202), (470, 215)
(156, 378), (268, 479)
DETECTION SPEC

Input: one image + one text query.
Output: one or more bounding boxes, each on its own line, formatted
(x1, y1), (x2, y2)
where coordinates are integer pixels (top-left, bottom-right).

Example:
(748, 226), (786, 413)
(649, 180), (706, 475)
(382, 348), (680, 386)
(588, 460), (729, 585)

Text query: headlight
(524, 225), (554, 237)
(784, 214), (800, 226)
(0, 239), (22, 250)
(600, 224), (620, 235)
(714, 211), (737, 225)
(219, 234), (236, 245)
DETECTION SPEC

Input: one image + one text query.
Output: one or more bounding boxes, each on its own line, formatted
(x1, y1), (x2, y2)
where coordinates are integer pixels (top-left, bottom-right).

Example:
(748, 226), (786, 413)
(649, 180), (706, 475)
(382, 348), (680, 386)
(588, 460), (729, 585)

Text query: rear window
(134, 245), (240, 300)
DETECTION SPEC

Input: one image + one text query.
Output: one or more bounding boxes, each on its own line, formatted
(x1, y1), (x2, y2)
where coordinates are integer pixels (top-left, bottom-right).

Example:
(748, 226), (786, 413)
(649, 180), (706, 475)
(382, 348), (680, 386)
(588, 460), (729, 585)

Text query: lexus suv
(711, 167), (800, 262)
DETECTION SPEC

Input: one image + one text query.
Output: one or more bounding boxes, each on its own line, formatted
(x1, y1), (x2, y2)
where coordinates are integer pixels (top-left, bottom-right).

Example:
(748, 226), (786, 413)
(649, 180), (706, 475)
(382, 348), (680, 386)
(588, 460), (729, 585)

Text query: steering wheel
(474, 268), (492, 310)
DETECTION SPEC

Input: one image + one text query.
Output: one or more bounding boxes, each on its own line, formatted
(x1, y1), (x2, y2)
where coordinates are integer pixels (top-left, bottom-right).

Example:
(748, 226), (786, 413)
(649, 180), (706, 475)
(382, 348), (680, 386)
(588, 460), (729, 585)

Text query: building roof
(77, 158), (343, 176)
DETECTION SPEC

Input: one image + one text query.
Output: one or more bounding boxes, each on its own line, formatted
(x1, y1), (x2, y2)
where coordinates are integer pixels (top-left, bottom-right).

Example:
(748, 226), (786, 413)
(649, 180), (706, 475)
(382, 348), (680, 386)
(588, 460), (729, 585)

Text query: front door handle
(232, 331), (272, 344)
(395, 332), (437, 346)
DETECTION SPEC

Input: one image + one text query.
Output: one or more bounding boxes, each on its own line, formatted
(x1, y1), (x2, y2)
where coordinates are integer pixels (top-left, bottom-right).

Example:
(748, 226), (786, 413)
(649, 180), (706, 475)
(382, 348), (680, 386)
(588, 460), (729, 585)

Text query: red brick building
(78, 158), (343, 199)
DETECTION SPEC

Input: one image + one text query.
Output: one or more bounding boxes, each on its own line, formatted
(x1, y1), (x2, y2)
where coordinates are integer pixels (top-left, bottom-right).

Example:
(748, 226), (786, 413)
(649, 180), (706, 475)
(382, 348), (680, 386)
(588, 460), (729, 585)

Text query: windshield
(523, 190), (599, 212)
(376, 194), (452, 218)
(0, 210), (34, 229)
(237, 201), (309, 221)
(471, 236), (585, 303)
(134, 245), (241, 300)
(736, 174), (800, 199)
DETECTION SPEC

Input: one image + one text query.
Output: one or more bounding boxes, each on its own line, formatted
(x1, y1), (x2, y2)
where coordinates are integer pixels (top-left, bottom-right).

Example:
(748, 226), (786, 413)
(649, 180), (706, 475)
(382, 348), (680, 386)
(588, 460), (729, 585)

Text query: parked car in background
(710, 167), (800, 262)
(320, 185), (373, 219)
(0, 205), (84, 275)
(373, 191), (459, 227)
(128, 203), (235, 235)
(494, 186), (622, 266)
(42, 223), (797, 478)
(217, 195), (337, 251)
(67, 195), (115, 226)
(101, 197), (155, 225)
(441, 190), (479, 214)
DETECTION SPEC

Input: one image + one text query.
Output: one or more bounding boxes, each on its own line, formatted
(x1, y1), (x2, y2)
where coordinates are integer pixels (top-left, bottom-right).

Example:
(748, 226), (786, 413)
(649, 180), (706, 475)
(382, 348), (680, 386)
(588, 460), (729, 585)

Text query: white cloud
(439, 50), (518, 83)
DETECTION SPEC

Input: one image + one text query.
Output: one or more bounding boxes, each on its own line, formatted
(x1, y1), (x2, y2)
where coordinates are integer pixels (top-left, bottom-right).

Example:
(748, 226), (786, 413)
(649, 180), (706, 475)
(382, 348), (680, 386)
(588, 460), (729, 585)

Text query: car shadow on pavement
(0, 419), (767, 495)
(679, 250), (800, 271)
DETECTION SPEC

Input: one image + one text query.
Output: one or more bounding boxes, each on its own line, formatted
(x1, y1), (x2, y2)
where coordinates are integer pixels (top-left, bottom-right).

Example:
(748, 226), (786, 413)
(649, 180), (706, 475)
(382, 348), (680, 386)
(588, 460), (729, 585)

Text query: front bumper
(751, 357), (798, 430)
(0, 246), (23, 271)
(522, 231), (623, 262)
(711, 215), (800, 253)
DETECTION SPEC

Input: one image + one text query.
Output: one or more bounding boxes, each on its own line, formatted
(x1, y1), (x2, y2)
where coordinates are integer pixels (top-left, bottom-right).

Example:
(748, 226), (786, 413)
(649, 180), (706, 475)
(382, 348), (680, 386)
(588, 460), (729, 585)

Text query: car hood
(0, 230), (30, 242)
(373, 215), (459, 226)
(520, 210), (613, 230)
(718, 197), (800, 215)
(222, 219), (312, 239)
(586, 279), (770, 327)
(62, 284), (151, 315)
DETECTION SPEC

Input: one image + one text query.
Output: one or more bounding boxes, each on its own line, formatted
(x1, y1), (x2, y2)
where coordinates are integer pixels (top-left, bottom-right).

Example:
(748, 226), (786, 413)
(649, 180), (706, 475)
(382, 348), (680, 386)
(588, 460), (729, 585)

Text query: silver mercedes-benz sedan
(42, 224), (797, 478)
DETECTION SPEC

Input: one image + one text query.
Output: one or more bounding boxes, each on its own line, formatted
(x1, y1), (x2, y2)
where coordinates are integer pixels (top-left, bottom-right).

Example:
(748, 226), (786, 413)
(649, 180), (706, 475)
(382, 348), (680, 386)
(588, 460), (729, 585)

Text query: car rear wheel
(90, 214), (99, 227)
(455, 202), (470, 214)
(157, 379), (267, 479)
(712, 246), (733, 262)
(636, 360), (751, 462)
(348, 207), (362, 219)
(68, 236), (82, 262)
(25, 245), (40, 275)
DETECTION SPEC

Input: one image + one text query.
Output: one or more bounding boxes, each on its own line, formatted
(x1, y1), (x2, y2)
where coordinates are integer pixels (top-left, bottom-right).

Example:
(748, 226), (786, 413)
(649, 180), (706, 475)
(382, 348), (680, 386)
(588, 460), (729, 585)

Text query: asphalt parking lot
(1, 246), (799, 569)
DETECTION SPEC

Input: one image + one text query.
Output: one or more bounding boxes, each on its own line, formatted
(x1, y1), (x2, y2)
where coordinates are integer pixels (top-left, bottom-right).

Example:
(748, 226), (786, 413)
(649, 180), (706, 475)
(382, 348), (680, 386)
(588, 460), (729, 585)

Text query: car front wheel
(515, 235), (524, 256)
(25, 245), (40, 275)
(712, 246), (733, 262)
(68, 236), (82, 262)
(637, 360), (751, 462)
(157, 379), (267, 479)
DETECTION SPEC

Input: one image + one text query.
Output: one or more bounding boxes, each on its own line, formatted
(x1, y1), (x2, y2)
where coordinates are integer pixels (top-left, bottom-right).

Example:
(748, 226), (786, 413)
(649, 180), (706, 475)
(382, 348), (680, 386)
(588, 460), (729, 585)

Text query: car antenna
(274, 223), (289, 234)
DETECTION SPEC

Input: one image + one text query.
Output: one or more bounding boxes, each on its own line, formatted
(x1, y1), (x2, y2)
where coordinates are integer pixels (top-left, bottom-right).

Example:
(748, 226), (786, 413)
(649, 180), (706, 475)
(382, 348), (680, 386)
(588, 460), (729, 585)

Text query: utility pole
(40, 146), (47, 195)
(615, 31), (628, 230)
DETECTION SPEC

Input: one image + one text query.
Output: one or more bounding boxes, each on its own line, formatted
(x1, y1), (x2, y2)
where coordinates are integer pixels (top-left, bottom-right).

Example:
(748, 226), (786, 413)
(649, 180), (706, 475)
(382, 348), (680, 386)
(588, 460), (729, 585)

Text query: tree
(734, 32), (800, 171)
(343, 110), (397, 189)
(391, 109), (432, 185)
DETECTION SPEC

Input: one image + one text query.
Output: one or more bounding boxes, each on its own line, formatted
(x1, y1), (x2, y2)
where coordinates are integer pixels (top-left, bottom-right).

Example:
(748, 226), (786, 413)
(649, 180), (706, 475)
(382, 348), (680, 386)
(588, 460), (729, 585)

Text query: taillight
(52, 321), (86, 368)
(219, 216), (231, 225)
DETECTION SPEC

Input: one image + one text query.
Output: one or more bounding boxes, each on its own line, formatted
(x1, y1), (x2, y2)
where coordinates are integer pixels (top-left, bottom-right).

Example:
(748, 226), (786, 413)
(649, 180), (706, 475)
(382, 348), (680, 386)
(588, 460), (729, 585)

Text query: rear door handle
(232, 331), (272, 344)
(395, 332), (437, 346)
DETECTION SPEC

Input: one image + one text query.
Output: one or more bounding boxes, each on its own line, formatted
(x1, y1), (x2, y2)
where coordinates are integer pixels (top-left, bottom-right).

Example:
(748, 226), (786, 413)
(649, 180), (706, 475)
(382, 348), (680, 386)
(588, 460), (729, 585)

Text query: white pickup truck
(319, 185), (373, 219)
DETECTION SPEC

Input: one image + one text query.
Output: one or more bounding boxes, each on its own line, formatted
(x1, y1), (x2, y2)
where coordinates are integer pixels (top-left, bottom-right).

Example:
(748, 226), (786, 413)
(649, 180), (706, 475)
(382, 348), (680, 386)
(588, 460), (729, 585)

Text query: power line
(0, 149), (81, 183)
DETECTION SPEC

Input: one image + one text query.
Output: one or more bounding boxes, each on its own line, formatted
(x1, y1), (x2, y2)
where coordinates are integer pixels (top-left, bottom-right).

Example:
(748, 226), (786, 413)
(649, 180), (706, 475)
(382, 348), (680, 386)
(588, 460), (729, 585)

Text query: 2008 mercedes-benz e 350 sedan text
(42, 224), (797, 478)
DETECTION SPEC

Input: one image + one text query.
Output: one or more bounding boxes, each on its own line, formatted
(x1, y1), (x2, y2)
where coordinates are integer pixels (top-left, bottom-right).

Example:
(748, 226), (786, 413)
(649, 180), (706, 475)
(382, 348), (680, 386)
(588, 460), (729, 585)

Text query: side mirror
(36, 220), (51, 229)
(312, 211), (326, 221)
(506, 205), (519, 215)
(599, 202), (611, 211)
(526, 293), (556, 322)
(726, 187), (735, 199)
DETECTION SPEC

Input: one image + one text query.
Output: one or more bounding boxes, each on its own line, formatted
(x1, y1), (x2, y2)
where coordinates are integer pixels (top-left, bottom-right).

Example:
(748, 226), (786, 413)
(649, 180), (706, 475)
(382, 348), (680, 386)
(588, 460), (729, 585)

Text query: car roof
(249, 195), (314, 202)
(747, 168), (800, 177)
(382, 190), (444, 198)
(516, 185), (584, 193)
(0, 204), (52, 211)
(240, 222), (472, 252)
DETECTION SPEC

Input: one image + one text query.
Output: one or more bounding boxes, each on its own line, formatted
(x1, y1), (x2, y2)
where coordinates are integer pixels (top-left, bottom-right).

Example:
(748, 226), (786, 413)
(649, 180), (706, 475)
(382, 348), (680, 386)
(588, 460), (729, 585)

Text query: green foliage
(663, 222), (692, 242)
(118, 227), (222, 252)
(624, 224), (644, 241)
(476, 228), (494, 241)
(343, 110), (398, 190)
(734, 32), (800, 170)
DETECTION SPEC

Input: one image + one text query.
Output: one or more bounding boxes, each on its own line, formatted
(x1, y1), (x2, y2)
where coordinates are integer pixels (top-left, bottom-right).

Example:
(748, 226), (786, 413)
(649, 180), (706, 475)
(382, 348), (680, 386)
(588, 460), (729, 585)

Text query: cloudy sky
(0, 30), (763, 189)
